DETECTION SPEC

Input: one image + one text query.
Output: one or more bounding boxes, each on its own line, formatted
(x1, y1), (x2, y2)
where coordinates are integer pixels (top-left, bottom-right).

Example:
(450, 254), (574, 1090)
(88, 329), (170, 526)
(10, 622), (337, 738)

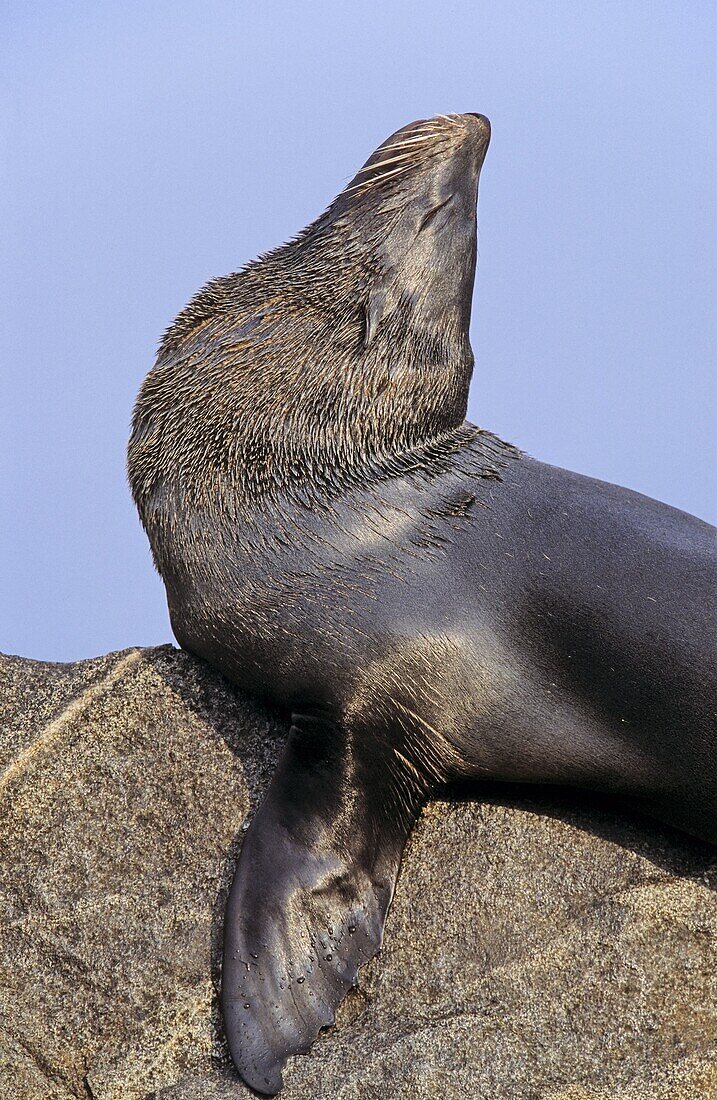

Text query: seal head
(129, 113), (491, 512)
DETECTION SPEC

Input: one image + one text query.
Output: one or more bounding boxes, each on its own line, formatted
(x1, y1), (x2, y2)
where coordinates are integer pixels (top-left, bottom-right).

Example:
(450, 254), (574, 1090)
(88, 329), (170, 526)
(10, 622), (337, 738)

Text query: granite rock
(1, 645), (715, 1100)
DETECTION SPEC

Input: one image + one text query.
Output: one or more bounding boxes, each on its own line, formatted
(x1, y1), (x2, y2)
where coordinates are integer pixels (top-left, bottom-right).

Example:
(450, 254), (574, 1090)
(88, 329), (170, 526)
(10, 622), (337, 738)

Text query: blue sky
(2, 1), (715, 661)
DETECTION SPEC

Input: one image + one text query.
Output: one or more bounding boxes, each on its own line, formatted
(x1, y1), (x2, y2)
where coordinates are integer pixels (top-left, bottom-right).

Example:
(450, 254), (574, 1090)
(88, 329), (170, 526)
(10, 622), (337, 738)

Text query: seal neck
(130, 309), (475, 511)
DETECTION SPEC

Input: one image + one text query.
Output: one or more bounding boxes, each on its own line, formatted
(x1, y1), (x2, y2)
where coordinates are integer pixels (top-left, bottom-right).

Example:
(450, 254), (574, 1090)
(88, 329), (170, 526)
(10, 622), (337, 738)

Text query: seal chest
(128, 112), (717, 1095)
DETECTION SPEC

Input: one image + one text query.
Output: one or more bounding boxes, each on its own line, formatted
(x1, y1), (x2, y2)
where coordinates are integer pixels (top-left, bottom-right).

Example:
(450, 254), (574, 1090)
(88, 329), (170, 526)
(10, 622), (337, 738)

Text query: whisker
(378, 136), (435, 153)
(387, 126), (438, 140)
(344, 163), (413, 194)
(355, 152), (425, 175)
(342, 118), (457, 196)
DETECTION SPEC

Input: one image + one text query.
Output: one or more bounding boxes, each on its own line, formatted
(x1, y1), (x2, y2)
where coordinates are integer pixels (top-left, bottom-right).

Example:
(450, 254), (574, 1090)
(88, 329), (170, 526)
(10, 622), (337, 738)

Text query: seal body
(164, 449), (717, 834)
(128, 113), (717, 1094)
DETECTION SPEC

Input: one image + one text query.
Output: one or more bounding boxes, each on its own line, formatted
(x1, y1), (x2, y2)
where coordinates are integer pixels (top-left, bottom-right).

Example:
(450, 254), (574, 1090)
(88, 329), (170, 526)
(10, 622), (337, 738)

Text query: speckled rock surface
(1, 645), (716, 1100)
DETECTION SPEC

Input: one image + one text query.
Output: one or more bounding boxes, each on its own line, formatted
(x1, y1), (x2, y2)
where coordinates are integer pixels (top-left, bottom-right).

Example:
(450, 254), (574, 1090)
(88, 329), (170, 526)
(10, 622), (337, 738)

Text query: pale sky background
(2, 1), (715, 662)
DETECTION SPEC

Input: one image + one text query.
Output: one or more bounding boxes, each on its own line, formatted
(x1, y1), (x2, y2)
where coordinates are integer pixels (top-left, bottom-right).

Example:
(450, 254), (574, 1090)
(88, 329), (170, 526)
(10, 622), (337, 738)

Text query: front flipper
(221, 713), (426, 1095)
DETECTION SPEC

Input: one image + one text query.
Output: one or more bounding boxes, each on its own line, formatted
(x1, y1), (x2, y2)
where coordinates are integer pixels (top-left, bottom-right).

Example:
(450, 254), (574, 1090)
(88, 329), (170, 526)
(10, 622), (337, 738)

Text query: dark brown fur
(129, 114), (490, 512)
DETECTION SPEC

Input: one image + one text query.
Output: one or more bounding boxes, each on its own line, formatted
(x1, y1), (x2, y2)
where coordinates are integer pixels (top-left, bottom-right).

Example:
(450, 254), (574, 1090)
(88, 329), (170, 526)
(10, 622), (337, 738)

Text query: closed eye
(418, 196), (453, 232)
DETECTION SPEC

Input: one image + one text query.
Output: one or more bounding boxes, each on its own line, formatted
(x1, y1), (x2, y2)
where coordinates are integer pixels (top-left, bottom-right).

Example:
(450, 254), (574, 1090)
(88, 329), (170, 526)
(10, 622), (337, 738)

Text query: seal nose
(463, 113), (491, 143)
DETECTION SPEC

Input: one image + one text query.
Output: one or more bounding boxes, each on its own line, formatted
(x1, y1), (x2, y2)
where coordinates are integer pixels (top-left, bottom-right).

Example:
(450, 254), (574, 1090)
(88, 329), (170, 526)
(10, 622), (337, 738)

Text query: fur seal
(128, 112), (717, 1095)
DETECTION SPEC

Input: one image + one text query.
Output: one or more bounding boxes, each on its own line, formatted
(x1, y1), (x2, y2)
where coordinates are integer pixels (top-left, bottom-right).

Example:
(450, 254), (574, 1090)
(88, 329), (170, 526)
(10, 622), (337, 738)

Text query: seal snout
(460, 112), (491, 155)
(465, 112), (491, 133)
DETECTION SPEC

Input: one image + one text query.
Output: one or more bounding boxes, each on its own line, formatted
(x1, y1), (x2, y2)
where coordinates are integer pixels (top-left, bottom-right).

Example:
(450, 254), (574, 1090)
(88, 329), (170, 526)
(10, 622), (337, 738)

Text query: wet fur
(128, 114), (717, 1093)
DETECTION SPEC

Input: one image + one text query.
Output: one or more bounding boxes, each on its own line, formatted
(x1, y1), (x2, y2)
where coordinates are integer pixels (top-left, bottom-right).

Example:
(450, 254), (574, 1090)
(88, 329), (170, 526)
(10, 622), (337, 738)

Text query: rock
(1, 644), (715, 1100)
